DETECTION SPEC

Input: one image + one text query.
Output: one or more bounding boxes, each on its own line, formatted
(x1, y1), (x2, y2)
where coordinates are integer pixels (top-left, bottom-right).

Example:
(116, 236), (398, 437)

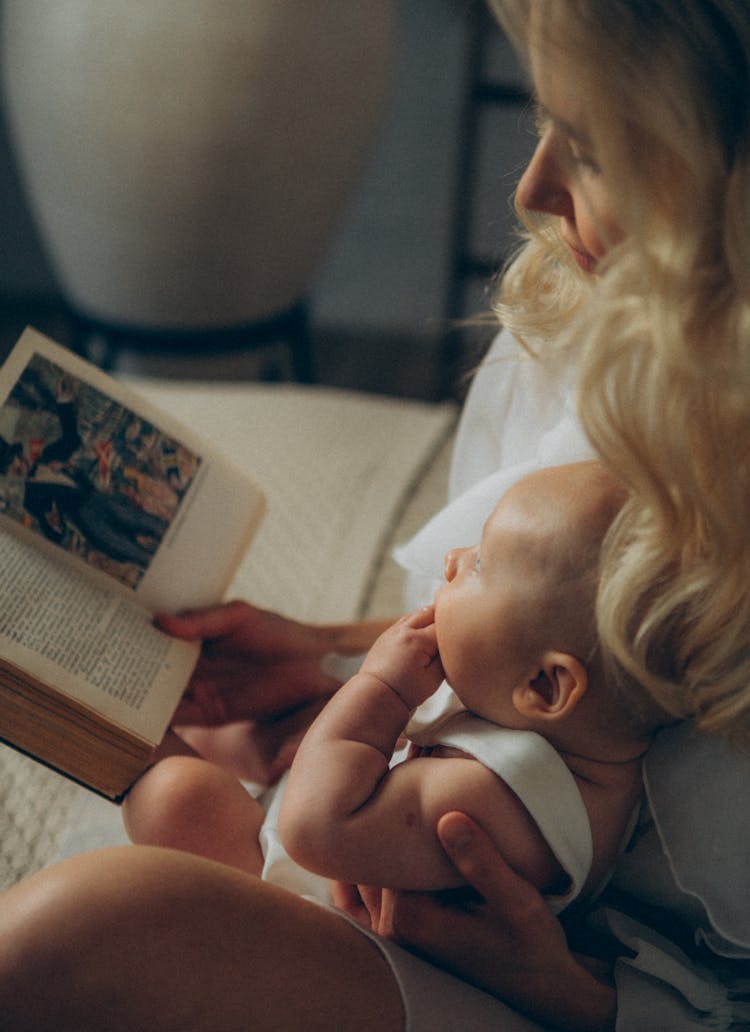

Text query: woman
(1, 1), (749, 1028)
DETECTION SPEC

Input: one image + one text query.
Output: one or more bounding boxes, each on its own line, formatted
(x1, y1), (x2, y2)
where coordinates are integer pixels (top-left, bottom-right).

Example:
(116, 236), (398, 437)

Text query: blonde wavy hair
(488, 0), (750, 741)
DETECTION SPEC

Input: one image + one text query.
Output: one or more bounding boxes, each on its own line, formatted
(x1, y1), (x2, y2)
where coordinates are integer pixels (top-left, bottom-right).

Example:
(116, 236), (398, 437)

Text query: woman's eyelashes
(567, 139), (601, 175)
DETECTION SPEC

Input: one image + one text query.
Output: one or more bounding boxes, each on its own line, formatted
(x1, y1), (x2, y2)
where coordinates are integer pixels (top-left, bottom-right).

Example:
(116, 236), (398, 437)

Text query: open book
(0, 328), (266, 800)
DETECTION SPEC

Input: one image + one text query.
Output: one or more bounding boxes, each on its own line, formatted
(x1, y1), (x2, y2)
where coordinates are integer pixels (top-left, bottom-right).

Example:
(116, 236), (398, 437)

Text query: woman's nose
(516, 134), (574, 218)
(443, 548), (463, 582)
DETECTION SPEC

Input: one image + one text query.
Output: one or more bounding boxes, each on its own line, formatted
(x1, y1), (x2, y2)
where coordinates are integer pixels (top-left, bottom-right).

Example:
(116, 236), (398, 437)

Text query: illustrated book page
(0, 327), (267, 796)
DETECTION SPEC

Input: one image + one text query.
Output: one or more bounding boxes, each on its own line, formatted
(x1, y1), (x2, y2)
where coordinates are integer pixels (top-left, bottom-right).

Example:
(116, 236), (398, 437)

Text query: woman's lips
(565, 237), (597, 274)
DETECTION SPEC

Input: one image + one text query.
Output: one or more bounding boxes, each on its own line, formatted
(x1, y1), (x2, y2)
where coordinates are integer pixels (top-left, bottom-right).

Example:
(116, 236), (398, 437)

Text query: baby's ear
(512, 652), (588, 721)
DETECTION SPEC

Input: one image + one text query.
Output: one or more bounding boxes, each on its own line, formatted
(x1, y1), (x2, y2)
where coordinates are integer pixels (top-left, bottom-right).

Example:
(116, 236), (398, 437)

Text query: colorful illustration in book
(0, 354), (201, 588)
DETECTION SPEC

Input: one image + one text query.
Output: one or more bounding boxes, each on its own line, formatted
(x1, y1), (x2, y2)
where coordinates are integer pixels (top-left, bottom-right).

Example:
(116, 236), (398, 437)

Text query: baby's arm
(279, 607), (443, 873)
(279, 608), (564, 893)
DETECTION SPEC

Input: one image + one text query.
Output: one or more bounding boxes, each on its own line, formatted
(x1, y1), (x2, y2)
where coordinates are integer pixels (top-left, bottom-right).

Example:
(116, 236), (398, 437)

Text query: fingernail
(443, 823), (473, 851)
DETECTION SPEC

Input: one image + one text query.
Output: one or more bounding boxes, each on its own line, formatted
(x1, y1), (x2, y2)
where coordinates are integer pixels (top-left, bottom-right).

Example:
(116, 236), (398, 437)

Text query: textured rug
(0, 381), (456, 888)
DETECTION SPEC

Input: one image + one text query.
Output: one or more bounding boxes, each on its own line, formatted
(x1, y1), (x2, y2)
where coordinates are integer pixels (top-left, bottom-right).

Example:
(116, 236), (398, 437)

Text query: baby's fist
(362, 607), (444, 709)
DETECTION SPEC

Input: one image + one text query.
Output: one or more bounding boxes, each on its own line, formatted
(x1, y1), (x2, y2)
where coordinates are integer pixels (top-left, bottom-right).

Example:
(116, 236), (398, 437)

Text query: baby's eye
(474, 556), (481, 572)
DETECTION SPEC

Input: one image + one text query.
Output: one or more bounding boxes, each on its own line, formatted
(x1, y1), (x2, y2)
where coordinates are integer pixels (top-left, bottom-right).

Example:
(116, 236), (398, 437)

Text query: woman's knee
(123, 754), (240, 845)
(123, 756), (265, 873)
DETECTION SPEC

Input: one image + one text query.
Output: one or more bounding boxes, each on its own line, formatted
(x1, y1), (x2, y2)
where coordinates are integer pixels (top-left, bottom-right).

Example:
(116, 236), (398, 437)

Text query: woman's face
(516, 42), (623, 273)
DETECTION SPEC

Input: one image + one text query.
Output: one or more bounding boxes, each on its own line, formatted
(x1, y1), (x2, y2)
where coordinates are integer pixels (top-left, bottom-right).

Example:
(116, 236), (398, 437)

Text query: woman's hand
(156, 600), (380, 726)
(154, 601), (394, 782)
(367, 813), (617, 1032)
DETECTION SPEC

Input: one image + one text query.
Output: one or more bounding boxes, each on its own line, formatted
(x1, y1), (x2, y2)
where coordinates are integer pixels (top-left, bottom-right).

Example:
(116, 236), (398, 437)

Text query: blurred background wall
(0, 0), (532, 399)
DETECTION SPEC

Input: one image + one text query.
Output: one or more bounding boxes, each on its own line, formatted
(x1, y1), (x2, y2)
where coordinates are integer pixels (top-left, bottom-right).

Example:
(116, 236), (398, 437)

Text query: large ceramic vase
(1, 1), (395, 330)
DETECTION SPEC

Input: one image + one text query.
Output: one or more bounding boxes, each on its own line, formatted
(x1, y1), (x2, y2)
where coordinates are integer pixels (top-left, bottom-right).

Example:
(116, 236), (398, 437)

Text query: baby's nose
(443, 548), (462, 581)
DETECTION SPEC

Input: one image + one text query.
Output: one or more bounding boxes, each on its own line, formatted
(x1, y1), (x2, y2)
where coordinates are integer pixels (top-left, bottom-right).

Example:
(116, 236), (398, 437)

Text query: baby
(125, 462), (670, 912)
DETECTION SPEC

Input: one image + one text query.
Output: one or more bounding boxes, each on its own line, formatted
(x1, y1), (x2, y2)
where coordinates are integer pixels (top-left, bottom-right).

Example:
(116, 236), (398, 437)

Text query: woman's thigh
(0, 844), (545, 1031)
(0, 846), (404, 1032)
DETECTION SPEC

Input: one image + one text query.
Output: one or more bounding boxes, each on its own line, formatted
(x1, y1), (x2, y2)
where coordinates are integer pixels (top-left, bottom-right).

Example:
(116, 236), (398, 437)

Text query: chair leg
(287, 300), (315, 384)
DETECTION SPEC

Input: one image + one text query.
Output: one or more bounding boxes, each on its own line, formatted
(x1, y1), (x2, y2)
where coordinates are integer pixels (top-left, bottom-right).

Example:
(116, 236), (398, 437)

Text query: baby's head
(434, 462), (666, 756)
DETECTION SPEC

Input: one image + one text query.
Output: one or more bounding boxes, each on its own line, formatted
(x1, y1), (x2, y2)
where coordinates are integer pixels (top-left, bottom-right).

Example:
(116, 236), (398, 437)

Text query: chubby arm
(279, 607), (443, 884)
(280, 608), (564, 893)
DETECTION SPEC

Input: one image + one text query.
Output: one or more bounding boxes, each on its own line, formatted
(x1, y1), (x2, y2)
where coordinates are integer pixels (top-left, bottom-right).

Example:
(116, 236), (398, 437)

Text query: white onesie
(405, 684), (594, 914)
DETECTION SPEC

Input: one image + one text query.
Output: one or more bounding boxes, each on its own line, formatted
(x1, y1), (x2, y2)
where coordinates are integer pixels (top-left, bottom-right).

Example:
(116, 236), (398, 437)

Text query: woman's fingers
(436, 812), (549, 923)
